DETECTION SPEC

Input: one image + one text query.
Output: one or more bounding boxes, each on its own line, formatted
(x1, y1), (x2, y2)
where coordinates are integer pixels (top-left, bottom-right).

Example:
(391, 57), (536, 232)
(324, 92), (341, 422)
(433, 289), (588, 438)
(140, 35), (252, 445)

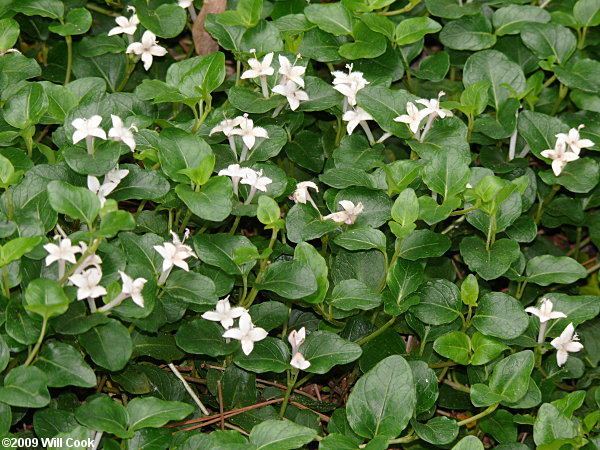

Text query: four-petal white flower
(154, 231), (196, 273)
(210, 117), (243, 138)
(272, 80), (309, 111)
(240, 169), (272, 193)
(231, 114), (269, 150)
(87, 168), (129, 206)
(394, 101), (426, 134)
(126, 30), (167, 71)
(72, 116), (107, 144)
(202, 296), (247, 330)
(241, 52), (275, 79)
(551, 323), (584, 367)
(332, 64), (369, 107)
(291, 181), (318, 210)
(44, 237), (81, 267)
(555, 125), (594, 156)
(416, 91), (453, 119)
(222, 313), (268, 355)
(525, 298), (567, 323)
(119, 271), (147, 308)
(108, 115), (138, 152)
(278, 55), (306, 87)
(541, 141), (579, 176)
(69, 267), (107, 300)
(342, 107), (373, 135)
(108, 11), (139, 36)
(324, 200), (364, 225)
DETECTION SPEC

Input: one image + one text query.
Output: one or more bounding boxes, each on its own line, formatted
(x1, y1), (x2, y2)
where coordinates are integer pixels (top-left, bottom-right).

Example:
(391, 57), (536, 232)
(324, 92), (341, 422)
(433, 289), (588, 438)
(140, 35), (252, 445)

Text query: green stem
(457, 403), (499, 426)
(279, 370), (299, 417)
(229, 216), (241, 235)
(241, 229), (278, 308)
(86, 3), (119, 16)
(443, 379), (471, 393)
(578, 26), (588, 49)
(64, 36), (73, 85)
(387, 431), (417, 445)
(573, 227), (582, 260)
(377, 0), (421, 15)
(24, 316), (48, 366)
(2, 267), (11, 298)
(534, 184), (560, 224)
(179, 209), (193, 234)
(356, 317), (396, 346)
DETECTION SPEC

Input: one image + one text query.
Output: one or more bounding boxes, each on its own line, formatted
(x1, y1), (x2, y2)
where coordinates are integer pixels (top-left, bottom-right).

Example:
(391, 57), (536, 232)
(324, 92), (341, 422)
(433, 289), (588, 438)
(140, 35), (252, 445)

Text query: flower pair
(210, 114), (269, 154)
(72, 115), (137, 152)
(526, 298), (583, 367)
(154, 230), (197, 285)
(219, 164), (272, 201)
(87, 167), (129, 207)
(395, 92), (453, 141)
(540, 125), (594, 176)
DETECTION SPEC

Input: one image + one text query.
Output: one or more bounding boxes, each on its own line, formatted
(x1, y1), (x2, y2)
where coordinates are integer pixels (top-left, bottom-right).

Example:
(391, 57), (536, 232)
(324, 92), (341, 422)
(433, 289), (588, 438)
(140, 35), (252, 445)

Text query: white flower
(416, 91), (453, 119)
(342, 107), (373, 135)
(178, 0), (193, 7)
(324, 200), (364, 225)
(218, 164), (252, 181)
(76, 242), (103, 273)
(272, 81), (309, 111)
(394, 102), (426, 134)
(290, 352), (311, 370)
(69, 268), (107, 300)
(278, 55), (306, 87)
(288, 327), (306, 354)
(119, 271), (147, 308)
(332, 64), (369, 106)
(291, 181), (318, 205)
(87, 168), (129, 206)
(222, 313), (267, 355)
(108, 11), (139, 36)
(555, 125), (594, 156)
(551, 323), (584, 367)
(210, 117), (243, 138)
(541, 141), (579, 176)
(202, 296), (246, 330)
(241, 52), (275, 79)
(126, 30), (168, 71)
(71, 115), (107, 144)
(240, 169), (272, 192)
(231, 114), (269, 150)
(44, 238), (81, 266)
(108, 115), (138, 152)
(525, 298), (567, 324)
(153, 231), (196, 272)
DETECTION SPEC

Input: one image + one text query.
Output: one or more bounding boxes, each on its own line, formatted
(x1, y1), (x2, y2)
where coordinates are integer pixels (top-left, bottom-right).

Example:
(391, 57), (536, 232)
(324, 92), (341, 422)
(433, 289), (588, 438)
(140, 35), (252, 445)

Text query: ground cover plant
(0, 0), (599, 448)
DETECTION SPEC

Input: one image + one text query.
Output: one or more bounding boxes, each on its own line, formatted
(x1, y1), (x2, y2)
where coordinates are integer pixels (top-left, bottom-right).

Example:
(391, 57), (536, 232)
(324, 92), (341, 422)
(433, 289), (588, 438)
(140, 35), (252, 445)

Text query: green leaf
(440, 14), (496, 51)
(398, 230), (451, 261)
(194, 233), (258, 276)
(176, 319), (237, 357)
(460, 273), (479, 306)
(248, 419), (317, 450)
(0, 18), (19, 52)
(338, 22), (387, 60)
(555, 59), (600, 94)
(463, 50), (526, 110)
(98, 210), (136, 238)
(127, 397), (194, 431)
(134, 1), (186, 38)
(0, 335), (8, 373)
(333, 227), (386, 252)
(489, 350), (535, 403)
(410, 279), (462, 325)
(422, 148), (470, 199)
(218, 0), (263, 28)
(293, 242), (328, 304)
(0, 236), (42, 267)
(385, 259), (424, 316)
(470, 332), (508, 366)
(459, 237), (520, 280)
(413, 416), (459, 445)
(234, 337), (290, 373)
(357, 86), (417, 139)
(492, 5), (550, 35)
(175, 177), (233, 222)
(525, 255), (587, 286)
(533, 403), (579, 446)
(79, 321), (133, 372)
(301, 331), (362, 374)
(347, 355), (415, 438)
(258, 260), (317, 299)
(433, 331), (471, 365)
(452, 436), (484, 450)
(75, 395), (130, 438)
(12, 0), (64, 19)
(257, 196), (281, 227)
(391, 188), (419, 227)
(304, 2), (353, 36)
(0, 366), (50, 408)
(394, 17), (441, 46)
(521, 23), (576, 65)
(472, 292), (528, 339)
(24, 278), (69, 319)
(157, 128), (212, 183)
(574, 0), (600, 27)
(163, 270), (217, 306)
(47, 180), (101, 226)
(328, 279), (382, 311)
(48, 8), (92, 36)
(539, 158), (600, 193)
(2, 82), (48, 130)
